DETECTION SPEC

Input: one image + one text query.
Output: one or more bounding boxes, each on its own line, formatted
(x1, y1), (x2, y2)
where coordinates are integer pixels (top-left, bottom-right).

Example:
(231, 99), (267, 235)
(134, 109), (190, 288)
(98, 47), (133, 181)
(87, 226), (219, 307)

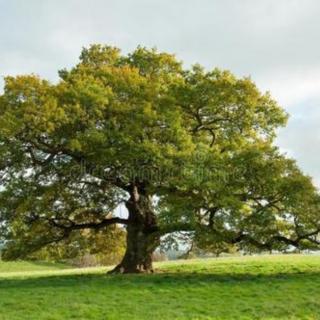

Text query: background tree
(0, 45), (319, 273)
(2, 225), (126, 267)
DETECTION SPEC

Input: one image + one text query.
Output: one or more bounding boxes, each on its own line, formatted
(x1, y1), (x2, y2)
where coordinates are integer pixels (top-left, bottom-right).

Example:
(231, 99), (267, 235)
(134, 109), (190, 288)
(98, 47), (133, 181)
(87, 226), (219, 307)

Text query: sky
(0, 0), (319, 185)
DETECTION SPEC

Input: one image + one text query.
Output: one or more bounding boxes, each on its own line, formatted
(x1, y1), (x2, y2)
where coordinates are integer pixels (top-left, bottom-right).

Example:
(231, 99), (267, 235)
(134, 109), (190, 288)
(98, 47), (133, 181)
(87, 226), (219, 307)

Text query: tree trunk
(108, 185), (159, 274)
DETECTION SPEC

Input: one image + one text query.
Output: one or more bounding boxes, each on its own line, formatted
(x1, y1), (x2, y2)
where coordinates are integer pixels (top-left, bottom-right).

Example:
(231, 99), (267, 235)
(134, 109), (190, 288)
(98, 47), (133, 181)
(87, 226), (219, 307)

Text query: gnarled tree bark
(108, 185), (160, 274)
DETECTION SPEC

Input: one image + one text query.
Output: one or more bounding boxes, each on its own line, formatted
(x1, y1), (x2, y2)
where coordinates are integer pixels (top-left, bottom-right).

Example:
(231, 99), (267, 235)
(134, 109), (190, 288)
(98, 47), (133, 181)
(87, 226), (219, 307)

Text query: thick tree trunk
(108, 185), (159, 274)
(109, 223), (159, 273)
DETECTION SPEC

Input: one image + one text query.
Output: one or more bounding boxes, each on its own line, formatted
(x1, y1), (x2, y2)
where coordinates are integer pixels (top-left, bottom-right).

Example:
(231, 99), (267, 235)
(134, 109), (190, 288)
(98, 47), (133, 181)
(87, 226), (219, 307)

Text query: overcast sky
(1, 0), (319, 185)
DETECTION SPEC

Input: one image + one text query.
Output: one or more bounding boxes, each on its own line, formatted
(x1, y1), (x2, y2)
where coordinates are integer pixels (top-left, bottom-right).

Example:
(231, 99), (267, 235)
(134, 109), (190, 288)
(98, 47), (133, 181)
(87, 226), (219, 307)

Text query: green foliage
(18, 226), (126, 266)
(0, 44), (319, 260)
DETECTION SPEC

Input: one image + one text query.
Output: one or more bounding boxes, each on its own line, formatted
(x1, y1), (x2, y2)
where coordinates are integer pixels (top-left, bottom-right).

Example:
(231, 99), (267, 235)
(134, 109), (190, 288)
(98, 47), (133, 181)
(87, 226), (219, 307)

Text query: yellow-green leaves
(1, 75), (67, 135)
(1, 44), (318, 258)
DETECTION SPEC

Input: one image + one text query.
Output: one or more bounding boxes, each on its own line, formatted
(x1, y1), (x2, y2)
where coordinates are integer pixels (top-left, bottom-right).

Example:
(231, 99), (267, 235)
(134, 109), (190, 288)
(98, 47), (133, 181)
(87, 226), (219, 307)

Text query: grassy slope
(0, 255), (320, 320)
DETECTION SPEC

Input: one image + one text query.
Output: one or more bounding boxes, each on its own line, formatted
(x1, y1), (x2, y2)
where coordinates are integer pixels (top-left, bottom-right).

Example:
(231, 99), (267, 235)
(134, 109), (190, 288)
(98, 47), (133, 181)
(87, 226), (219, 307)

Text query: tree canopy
(0, 45), (319, 273)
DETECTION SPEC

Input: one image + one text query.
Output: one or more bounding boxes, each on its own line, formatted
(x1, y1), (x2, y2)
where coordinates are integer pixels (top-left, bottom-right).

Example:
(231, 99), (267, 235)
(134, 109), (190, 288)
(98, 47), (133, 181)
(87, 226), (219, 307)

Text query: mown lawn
(0, 255), (320, 319)
(0, 260), (69, 274)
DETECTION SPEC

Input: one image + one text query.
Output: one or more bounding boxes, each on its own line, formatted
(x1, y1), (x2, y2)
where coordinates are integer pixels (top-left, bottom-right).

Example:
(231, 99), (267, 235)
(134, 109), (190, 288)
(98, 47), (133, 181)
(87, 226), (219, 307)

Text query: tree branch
(49, 217), (129, 231)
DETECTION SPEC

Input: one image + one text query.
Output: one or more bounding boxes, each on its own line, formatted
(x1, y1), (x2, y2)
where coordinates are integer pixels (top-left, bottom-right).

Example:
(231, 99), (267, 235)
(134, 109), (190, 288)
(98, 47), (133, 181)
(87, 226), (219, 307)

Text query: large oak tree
(0, 45), (319, 273)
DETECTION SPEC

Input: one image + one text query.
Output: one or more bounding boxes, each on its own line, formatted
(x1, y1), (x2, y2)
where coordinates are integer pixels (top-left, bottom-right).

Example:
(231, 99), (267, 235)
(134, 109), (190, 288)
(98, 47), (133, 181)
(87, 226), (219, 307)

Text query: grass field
(0, 255), (320, 319)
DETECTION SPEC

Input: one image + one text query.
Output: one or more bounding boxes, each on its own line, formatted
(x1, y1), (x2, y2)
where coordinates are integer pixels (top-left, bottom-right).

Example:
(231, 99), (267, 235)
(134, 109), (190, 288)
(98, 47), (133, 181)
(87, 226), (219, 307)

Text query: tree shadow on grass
(1, 269), (319, 290)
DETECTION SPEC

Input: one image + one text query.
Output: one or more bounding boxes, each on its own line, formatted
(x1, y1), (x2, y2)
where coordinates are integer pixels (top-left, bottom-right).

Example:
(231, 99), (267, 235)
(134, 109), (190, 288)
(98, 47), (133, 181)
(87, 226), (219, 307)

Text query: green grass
(0, 255), (320, 319)
(0, 260), (70, 274)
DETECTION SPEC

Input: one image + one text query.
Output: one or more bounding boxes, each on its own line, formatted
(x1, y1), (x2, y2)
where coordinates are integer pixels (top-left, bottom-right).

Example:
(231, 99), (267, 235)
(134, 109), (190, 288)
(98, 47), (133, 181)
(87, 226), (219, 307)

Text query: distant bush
(152, 251), (168, 262)
(6, 226), (126, 267)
